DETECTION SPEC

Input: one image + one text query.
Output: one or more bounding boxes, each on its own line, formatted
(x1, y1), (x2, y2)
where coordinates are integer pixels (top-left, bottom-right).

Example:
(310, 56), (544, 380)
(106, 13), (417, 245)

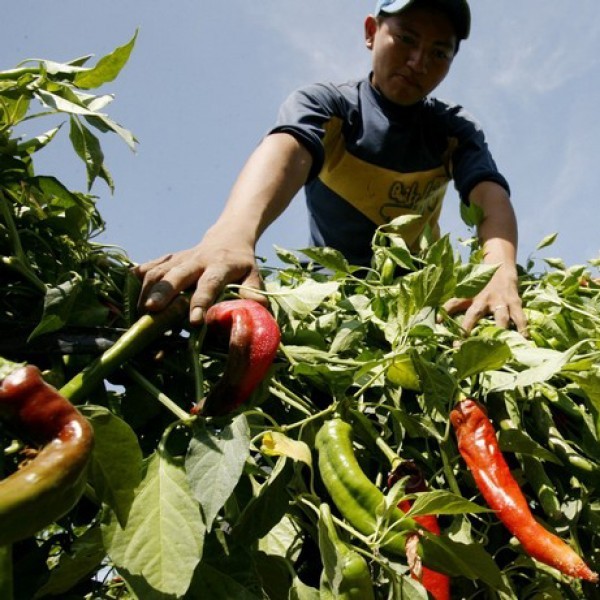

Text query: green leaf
(454, 263), (499, 298)
(299, 246), (353, 274)
(420, 535), (507, 590)
(498, 429), (563, 464)
(258, 514), (303, 560)
(407, 491), (491, 517)
(74, 31), (138, 89)
(413, 356), (457, 413)
(82, 405), (144, 527)
(102, 450), (205, 598)
(318, 505), (346, 596)
(329, 320), (365, 354)
(543, 257), (566, 270)
(268, 279), (340, 317)
(460, 200), (484, 228)
(35, 88), (99, 116)
(69, 116), (105, 190)
(453, 338), (512, 380)
(397, 262), (452, 326)
(233, 457), (294, 544)
(28, 275), (82, 340)
(536, 232), (558, 250)
(185, 414), (251, 531)
(16, 126), (60, 156)
(289, 576), (320, 600)
(188, 562), (263, 600)
(493, 343), (585, 391)
(84, 113), (137, 150)
(33, 525), (105, 599)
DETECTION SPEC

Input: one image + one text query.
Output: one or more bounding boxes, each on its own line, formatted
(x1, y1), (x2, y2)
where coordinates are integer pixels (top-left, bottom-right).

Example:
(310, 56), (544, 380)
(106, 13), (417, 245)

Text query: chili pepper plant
(1, 39), (600, 600)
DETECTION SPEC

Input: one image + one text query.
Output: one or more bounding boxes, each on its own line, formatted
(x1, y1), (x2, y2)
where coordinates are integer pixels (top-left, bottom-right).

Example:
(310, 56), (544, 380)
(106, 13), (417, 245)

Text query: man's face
(365, 6), (457, 105)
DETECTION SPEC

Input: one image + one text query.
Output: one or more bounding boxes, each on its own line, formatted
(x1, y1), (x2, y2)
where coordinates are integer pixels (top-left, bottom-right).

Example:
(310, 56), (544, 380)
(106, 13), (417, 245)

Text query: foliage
(1, 40), (600, 600)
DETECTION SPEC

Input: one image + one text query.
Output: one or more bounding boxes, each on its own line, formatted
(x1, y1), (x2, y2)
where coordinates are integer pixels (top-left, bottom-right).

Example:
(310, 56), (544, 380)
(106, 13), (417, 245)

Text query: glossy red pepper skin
(388, 462), (450, 600)
(194, 299), (280, 417)
(0, 364), (94, 545)
(450, 399), (598, 583)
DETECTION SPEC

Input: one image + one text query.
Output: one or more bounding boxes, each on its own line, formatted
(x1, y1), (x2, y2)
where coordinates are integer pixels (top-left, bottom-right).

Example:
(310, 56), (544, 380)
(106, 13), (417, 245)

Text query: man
(136, 0), (527, 336)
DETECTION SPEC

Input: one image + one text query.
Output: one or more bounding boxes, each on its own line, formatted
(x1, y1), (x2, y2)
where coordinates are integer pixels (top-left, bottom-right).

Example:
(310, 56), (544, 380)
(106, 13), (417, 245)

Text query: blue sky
(6, 1), (600, 272)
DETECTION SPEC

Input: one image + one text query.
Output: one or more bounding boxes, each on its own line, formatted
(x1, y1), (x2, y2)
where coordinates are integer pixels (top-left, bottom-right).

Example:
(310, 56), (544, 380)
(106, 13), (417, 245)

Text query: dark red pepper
(0, 362), (94, 545)
(450, 398), (598, 583)
(193, 299), (280, 417)
(388, 461), (451, 599)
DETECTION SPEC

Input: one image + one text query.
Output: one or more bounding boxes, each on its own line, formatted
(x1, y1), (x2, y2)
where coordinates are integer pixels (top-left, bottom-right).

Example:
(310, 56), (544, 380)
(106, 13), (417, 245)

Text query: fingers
(441, 297), (473, 319)
(507, 303), (528, 337)
(137, 256), (201, 312)
(491, 304), (511, 329)
(442, 297), (528, 337)
(188, 265), (265, 325)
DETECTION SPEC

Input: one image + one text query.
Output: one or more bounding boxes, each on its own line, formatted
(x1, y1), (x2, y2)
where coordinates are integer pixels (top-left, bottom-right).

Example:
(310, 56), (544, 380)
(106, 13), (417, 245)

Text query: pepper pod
(450, 398), (598, 583)
(193, 299), (281, 417)
(0, 358), (94, 545)
(318, 502), (376, 600)
(388, 460), (451, 600)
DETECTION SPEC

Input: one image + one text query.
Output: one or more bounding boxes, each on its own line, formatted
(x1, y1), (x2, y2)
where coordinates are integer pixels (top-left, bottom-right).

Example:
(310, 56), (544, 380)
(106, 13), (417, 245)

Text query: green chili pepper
(380, 256), (396, 286)
(315, 417), (424, 561)
(318, 503), (375, 600)
(530, 400), (599, 480)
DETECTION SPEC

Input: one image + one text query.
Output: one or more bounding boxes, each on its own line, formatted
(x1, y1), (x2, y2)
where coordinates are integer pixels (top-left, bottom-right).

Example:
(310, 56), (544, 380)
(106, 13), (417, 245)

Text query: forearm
(444, 180), (527, 335)
(206, 132), (313, 248)
(136, 132), (313, 323)
(470, 181), (519, 274)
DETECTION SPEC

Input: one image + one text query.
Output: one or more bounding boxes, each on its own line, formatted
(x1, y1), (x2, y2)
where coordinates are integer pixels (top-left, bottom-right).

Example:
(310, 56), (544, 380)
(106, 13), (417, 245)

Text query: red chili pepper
(388, 461), (451, 600)
(193, 299), (281, 417)
(0, 363), (94, 545)
(450, 398), (598, 583)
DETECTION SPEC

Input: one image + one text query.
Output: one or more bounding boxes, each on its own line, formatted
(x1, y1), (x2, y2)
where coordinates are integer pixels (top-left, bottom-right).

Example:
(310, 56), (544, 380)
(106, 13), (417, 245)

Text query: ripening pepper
(0, 359), (94, 545)
(388, 461), (450, 600)
(193, 299), (281, 417)
(450, 398), (598, 583)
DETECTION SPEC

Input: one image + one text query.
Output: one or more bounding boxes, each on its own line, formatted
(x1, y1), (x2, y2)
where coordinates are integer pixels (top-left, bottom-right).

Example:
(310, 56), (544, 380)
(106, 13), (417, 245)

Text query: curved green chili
(318, 503), (375, 600)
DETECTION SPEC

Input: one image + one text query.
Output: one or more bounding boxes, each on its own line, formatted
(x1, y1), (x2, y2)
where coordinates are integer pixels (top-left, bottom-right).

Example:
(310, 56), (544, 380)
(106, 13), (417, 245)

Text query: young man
(136, 0), (527, 336)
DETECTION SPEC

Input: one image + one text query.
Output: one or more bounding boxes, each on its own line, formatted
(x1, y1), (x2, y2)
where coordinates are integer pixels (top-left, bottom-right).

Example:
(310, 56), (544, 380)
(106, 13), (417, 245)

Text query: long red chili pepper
(193, 299), (280, 417)
(450, 398), (598, 583)
(388, 461), (450, 600)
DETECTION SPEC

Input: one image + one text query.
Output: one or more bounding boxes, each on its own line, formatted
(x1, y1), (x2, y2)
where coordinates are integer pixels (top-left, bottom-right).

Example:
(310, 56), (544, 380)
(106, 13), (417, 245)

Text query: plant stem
(269, 379), (314, 415)
(60, 295), (189, 402)
(189, 325), (207, 405)
(124, 365), (193, 424)
(281, 405), (336, 433)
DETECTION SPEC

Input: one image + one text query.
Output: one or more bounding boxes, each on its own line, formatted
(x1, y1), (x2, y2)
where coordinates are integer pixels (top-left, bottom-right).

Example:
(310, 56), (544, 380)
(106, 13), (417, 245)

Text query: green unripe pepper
(315, 418), (415, 555)
(318, 503), (375, 600)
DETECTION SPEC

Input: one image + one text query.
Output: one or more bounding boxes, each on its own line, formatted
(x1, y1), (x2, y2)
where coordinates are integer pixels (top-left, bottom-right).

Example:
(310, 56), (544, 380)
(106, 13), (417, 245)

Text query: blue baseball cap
(375, 0), (471, 41)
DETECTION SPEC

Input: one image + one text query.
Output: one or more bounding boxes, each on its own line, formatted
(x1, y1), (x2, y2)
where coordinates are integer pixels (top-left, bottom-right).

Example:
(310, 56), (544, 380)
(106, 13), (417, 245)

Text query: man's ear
(365, 15), (378, 50)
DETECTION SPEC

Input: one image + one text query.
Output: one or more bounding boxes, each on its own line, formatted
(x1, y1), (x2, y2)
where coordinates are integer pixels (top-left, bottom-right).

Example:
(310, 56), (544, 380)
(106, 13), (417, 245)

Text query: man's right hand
(134, 235), (265, 325)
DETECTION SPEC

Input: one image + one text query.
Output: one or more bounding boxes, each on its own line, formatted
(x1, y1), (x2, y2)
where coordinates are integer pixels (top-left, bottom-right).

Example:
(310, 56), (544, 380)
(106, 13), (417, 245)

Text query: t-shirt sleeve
(268, 83), (341, 181)
(446, 105), (510, 201)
